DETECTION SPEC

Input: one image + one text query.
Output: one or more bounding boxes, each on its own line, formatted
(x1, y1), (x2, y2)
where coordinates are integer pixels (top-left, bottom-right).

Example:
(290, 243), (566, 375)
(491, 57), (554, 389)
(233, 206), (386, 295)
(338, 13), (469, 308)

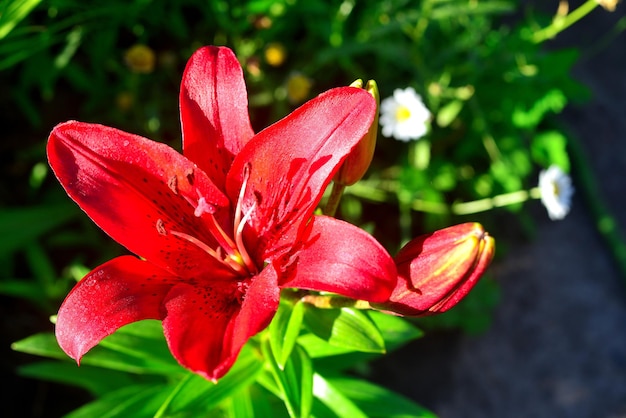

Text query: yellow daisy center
(396, 105), (411, 122)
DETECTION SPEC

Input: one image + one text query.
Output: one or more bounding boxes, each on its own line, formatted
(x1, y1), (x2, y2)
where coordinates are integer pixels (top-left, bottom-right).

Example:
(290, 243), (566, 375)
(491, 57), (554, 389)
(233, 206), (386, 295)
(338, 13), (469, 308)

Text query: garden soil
(371, 4), (626, 418)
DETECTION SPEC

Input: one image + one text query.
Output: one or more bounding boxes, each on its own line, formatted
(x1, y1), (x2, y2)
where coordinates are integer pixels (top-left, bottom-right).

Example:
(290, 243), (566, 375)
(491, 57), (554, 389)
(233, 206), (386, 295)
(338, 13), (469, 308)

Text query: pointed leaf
(303, 307), (385, 353)
(159, 345), (263, 415)
(312, 373), (368, 418)
(326, 377), (437, 418)
(269, 299), (305, 368)
(17, 361), (142, 396)
(64, 383), (172, 418)
(368, 310), (423, 351)
(12, 330), (183, 375)
(262, 340), (313, 418)
(12, 332), (67, 360)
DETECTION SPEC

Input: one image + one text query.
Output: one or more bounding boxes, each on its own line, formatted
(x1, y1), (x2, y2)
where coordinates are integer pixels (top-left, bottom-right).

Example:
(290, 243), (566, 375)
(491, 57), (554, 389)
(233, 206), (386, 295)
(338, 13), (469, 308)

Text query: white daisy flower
(379, 87), (431, 141)
(538, 165), (574, 220)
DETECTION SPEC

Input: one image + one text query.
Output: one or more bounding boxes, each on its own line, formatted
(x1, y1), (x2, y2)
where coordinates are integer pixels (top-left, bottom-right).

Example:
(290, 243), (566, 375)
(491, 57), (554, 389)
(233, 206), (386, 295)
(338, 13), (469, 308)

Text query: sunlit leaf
(269, 299), (305, 369)
(326, 376), (437, 418)
(311, 373), (367, 418)
(262, 340), (313, 418)
(158, 345), (263, 415)
(303, 307), (385, 353)
(64, 384), (172, 418)
(17, 361), (144, 396)
(0, 0), (42, 39)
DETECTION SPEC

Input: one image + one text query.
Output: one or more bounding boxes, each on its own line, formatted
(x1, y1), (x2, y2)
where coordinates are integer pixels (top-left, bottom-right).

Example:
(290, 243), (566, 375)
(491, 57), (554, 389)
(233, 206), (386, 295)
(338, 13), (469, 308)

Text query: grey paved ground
(374, 4), (626, 418)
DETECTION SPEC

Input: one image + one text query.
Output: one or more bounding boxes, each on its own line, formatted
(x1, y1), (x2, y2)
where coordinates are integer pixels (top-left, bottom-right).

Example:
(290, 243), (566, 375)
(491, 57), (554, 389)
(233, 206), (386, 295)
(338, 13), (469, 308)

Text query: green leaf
(368, 310), (423, 351)
(531, 130), (570, 172)
(297, 334), (357, 359)
(94, 321), (184, 375)
(17, 361), (148, 396)
(225, 385), (256, 418)
(326, 376), (437, 418)
(512, 88), (567, 129)
(303, 307), (385, 353)
(64, 383), (172, 418)
(0, 204), (78, 255)
(0, 279), (50, 306)
(311, 373), (368, 418)
(262, 340), (313, 418)
(12, 329), (184, 376)
(157, 345), (264, 415)
(270, 299), (305, 369)
(0, 0), (42, 39)
(12, 333), (67, 360)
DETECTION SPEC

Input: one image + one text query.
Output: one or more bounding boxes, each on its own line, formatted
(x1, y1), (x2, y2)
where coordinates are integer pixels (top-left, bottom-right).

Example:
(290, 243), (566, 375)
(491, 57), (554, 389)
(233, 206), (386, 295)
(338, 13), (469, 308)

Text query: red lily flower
(48, 46), (397, 381)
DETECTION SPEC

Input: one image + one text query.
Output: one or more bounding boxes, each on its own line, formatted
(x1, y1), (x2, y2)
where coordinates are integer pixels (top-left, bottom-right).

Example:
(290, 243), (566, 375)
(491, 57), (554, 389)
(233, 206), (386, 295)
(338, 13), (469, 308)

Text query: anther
(156, 219), (167, 235)
(168, 176), (178, 195)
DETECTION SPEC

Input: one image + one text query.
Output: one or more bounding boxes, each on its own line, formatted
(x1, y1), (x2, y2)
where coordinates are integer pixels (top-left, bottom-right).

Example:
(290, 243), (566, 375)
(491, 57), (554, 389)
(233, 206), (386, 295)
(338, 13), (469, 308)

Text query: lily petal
(280, 216), (396, 303)
(55, 256), (177, 363)
(162, 265), (279, 381)
(180, 46), (254, 190)
(227, 87), (376, 261)
(47, 121), (231, 277)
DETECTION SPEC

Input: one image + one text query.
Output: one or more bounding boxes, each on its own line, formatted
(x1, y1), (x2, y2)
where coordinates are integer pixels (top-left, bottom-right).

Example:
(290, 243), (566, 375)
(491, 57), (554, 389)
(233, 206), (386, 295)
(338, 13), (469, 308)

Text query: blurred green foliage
(1, 0), (602, 415)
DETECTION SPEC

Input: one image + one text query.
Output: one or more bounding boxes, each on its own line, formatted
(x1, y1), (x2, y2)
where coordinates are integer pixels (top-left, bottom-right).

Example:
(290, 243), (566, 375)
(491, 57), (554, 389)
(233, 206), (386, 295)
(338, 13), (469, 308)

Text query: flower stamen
(169, 229), (247, 275)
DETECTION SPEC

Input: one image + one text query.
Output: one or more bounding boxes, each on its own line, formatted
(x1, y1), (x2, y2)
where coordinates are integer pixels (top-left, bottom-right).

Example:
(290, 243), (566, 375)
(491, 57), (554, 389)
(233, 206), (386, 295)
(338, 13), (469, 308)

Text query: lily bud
(373, 223), (495, 316)
(334, 79), (379, 186)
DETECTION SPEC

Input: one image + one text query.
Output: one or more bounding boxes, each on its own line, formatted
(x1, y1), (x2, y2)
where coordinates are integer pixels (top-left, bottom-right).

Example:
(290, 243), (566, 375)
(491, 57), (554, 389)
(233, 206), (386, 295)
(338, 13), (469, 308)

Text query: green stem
(451, 188), (541, 215)
(531, 0), (599, 44)
(346, 181), (541, 215)
(323, 182), (346, 217)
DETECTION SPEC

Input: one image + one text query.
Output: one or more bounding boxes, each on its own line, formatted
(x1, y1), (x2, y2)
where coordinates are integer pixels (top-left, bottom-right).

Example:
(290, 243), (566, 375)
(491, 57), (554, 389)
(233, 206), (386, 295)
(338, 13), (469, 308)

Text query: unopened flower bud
(373, 222), (495, 316)
(334, 79), (379, 186)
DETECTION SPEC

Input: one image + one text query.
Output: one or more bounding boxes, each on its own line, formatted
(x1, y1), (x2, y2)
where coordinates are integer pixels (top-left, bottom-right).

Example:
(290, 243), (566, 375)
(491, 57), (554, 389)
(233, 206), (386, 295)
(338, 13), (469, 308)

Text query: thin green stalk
(451, 188), (541, 215)
(532, 0), (600, 44)
(323, 182), (346, 217)
(346, 180), (540, 216)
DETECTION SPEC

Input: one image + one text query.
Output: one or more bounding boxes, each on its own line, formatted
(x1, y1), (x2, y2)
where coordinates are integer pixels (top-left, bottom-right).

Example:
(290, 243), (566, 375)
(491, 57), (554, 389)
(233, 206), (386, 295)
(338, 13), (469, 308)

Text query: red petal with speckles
(55, 256), (178, 363)
(47, 121), (231, 277)
(180, 46), (255, 190)
(226, 87), (376, 262)
(162, 263), (279, 381)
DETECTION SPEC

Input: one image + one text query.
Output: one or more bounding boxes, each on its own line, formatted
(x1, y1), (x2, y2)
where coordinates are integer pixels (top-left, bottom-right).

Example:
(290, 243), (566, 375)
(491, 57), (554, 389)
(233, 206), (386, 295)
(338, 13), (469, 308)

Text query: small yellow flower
(116, 92), (134, 111)
(286, 73), (312, 104)
(264, 42), (287, 67)
(124, 44), (156, 74)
